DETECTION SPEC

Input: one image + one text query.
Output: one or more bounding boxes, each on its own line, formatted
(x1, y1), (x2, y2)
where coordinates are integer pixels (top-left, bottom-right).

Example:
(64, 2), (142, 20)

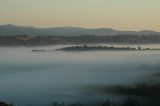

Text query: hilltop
(0, 24), (160, 36)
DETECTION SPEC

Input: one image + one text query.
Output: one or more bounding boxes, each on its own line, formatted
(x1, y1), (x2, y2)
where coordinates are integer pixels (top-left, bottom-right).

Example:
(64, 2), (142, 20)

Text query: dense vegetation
(1, 35), (160, 46)
(57, 45), (138, 51)
(0, 102), (13, 106)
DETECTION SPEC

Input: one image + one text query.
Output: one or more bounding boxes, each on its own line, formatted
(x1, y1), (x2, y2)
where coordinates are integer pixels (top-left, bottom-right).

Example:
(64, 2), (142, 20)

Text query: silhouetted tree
(138, 46), (141, 50)
(53, 102), (58, 106)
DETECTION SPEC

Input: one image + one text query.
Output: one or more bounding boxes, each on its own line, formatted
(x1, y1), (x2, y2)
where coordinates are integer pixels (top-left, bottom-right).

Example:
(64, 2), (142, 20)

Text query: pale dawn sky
(0, 0), (160, 31)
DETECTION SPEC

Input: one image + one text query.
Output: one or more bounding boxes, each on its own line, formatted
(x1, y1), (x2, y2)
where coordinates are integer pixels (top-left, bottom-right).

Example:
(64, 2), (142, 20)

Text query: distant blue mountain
(0, 24), (160, 36)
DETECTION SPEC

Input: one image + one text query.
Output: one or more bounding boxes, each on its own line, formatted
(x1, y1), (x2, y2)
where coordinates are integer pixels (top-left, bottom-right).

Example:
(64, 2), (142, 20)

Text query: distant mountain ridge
(0, 24), (160, 36)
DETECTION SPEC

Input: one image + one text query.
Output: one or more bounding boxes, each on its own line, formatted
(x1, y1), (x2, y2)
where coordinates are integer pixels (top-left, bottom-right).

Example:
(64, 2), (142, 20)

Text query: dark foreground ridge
(1, 96), (159, 106)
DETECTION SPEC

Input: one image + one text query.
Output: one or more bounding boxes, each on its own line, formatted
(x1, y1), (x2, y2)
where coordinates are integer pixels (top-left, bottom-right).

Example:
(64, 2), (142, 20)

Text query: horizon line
(0, 24), (159, 32)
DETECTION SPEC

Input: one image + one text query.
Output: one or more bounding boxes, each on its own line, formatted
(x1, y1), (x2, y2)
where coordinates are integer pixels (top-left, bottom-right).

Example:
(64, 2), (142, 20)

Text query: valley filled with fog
(0, 44), (160, 106)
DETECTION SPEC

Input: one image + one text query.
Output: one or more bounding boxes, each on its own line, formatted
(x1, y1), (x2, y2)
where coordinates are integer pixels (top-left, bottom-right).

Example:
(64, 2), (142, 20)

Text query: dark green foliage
(0, 102), (13, 106)
(109, 84), (160, 98)
(57, 45), (137, 51)
(106, 84), (160, 106)
(1, 35), (160, 46)
(123, 97), (137, 106)
(102, 100), (113, 106)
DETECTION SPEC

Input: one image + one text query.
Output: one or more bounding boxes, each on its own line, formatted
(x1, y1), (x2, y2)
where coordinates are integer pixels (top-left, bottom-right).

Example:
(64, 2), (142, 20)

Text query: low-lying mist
(0, 44), (160, 106)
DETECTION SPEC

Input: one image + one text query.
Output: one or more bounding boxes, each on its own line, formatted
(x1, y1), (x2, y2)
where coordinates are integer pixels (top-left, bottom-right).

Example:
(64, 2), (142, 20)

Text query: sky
(0, 0), (160, 31)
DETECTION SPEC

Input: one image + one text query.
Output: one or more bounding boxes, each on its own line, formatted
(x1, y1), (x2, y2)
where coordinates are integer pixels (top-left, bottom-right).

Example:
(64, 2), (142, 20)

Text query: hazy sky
(0, 0), (160, 31)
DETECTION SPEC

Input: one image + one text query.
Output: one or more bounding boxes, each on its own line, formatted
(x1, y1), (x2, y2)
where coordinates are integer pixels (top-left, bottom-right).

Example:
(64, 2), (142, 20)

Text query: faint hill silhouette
(0, 24), (160, 36)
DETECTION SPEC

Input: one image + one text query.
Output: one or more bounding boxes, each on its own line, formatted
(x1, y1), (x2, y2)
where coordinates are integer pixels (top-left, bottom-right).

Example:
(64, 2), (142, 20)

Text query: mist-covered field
(0, 44), (160, 106)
